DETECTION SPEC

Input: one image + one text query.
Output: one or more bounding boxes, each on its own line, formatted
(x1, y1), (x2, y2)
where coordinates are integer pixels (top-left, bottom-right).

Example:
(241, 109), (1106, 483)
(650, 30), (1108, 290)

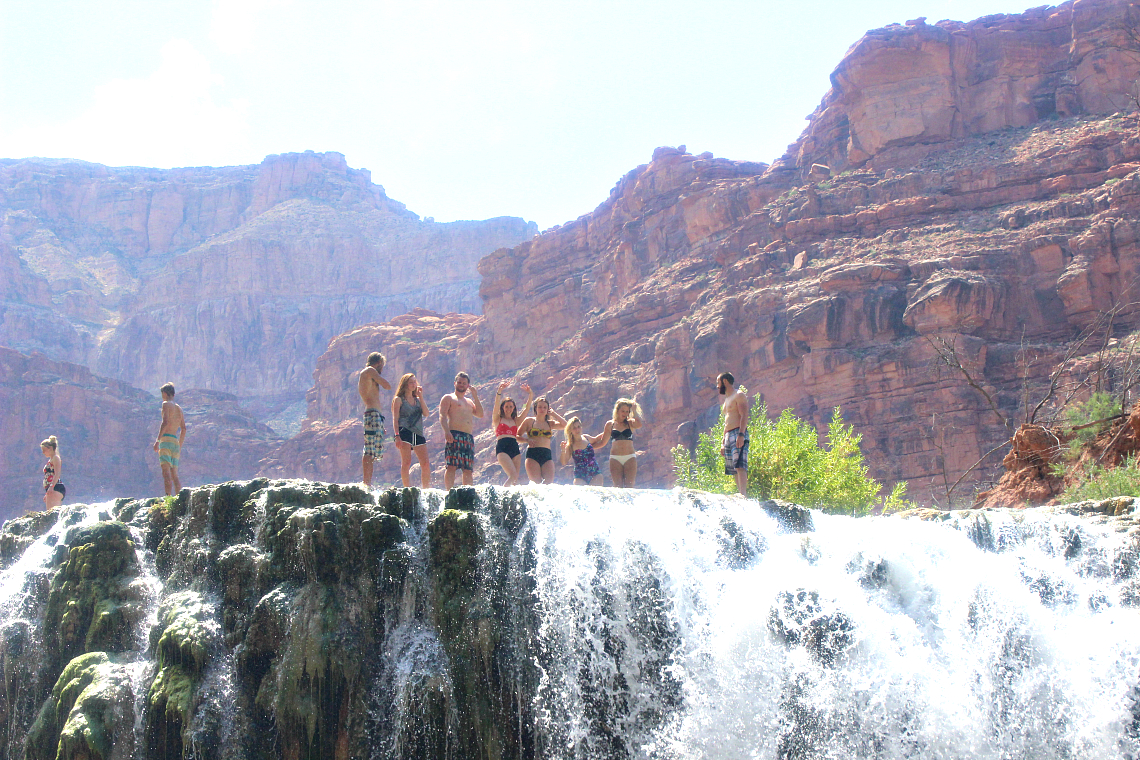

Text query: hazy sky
(1, 0), (1042, 228)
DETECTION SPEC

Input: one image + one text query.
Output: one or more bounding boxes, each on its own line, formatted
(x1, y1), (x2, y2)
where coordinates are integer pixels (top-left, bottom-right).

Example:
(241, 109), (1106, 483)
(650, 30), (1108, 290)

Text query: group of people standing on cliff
(356, 351), (644, 489)
(356, 351), (751, 494)
(32, 354), (749, 508)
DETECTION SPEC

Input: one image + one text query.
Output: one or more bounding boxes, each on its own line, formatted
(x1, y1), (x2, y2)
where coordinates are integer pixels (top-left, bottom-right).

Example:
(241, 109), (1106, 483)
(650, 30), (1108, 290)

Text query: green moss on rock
(42, 522), (141, 685)
(26, 651), (134, 760)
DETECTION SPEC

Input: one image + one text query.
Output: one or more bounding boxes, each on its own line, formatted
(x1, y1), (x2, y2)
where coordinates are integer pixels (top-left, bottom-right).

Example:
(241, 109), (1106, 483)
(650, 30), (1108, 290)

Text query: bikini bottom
(610, 453), (636, 466)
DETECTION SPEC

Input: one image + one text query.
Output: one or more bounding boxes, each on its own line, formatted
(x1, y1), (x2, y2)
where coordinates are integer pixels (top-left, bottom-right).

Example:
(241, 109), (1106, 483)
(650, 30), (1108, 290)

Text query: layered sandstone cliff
(0, 151), (535, 405)
(271, 0), (1140, 502)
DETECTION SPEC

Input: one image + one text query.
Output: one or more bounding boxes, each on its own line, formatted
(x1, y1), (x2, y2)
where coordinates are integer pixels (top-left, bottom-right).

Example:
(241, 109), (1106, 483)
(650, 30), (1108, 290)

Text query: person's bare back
(154, 382), (186, 496)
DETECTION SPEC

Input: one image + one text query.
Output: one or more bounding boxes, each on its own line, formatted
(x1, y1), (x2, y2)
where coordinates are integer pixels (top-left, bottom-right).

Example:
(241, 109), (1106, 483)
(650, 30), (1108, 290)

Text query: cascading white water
(514, 487), (1140, 759)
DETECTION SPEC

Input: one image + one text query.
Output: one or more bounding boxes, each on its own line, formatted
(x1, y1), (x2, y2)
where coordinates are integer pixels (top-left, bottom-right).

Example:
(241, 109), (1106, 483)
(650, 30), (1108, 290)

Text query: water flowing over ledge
(1, 480), (1138, 759)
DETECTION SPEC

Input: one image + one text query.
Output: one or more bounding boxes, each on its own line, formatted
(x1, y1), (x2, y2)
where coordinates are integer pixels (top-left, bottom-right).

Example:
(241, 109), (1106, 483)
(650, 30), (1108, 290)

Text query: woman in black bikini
(492, 380), (533, 485)
(517, 396), (566, 485)
(392, 373), (432, 488)
(41, 435), (65, 508)
(607, 398), (643, 488)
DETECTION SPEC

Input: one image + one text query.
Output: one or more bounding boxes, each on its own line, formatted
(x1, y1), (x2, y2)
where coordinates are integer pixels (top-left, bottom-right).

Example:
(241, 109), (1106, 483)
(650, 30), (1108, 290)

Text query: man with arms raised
(718, 371), (750, 496)
(439, 371), (483, 489)
(153, 382), (187, 496)
(358, 352), (392, 487)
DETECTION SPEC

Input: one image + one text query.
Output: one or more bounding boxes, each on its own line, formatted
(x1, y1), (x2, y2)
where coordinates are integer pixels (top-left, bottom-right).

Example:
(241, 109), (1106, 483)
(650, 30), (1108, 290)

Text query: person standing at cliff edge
(358, 352), (392, 487)
(439, 371), (483, 489)
(154, 383), (186, 496)
(718, 372), (750, 496)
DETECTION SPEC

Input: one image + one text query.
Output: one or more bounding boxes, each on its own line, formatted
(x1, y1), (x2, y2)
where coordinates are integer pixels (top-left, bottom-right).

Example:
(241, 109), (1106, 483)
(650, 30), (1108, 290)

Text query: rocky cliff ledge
(277, 0), (1140, 500)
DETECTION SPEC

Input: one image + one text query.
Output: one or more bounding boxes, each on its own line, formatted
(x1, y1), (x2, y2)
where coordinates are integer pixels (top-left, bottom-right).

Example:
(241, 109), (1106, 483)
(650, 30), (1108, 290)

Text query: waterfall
(1, 481), (1138, 759)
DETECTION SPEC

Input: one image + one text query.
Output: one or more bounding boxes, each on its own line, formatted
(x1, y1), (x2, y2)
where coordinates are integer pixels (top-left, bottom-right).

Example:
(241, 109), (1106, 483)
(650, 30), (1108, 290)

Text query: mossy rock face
(262, 501), (404, 586)
(145, 591), (219, 760)
(42, 522), (141, 686)
(26, 651), (135, 760)
(0, 508), (61, 570)
(427, 505), (537, 759)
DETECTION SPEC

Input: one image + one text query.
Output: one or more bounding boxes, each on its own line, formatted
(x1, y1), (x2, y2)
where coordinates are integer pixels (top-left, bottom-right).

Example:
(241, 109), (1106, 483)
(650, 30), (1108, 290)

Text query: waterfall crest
(1, 481), (1138, 759)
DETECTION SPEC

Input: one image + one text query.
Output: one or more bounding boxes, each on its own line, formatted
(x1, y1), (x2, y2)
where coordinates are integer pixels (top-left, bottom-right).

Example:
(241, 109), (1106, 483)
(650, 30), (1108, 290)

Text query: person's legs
(445, 466), (456, 490)
(171, 466), (181, 493)
(525, 457), (542, 483)
(45, 489), (63, 508)
(513, 455), (526, 484)
(589, 474), (603, 486)
(161, 462), (174, 496)
(362, 455), (374, 487)
(397, 441), (413, 486)
(462, 467), (474, 486)
(622, 458), (637, 488)
(541, 460), (555, 484)
(735, 468), (747, 495)
(609, 458), (623, 487)
(414, 445), (431, 488)
(497, 452), (519, 485)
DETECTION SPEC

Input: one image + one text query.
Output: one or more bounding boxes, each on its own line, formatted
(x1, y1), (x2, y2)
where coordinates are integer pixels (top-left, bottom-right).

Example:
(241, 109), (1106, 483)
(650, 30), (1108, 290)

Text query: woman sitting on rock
(392, 373), (432, 488)
(607, 398), (643, 488)
(517, 396), (566, 485)
(559, 416), (610, 486)
(492, 380), (533, 485)
(41, 435), (65, 508)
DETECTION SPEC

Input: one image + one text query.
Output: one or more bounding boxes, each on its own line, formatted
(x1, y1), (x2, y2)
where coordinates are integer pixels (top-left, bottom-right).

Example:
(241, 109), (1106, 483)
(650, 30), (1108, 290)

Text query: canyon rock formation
(272, 0), (1140, 503)
(0, 151), (535, 405)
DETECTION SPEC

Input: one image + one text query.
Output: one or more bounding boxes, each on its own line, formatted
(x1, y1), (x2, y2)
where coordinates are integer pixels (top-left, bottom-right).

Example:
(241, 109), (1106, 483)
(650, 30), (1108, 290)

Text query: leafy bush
(672, 401), (892, 516)
(1062, 396), (1117, 448)
(1060, 454), (1140, 502)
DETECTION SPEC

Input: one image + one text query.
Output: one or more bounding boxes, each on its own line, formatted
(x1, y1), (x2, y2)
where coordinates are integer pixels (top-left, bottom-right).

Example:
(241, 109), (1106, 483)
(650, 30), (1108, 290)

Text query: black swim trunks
(496, 437), (521, 459)
(446, 430), (475, 471)
(399, 428), (427, 447)
(526, 447), (553, 466)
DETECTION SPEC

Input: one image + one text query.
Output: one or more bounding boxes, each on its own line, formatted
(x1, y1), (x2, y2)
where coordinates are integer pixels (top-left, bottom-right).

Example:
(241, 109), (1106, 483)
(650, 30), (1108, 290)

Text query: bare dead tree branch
(927, 335), (1013, 434)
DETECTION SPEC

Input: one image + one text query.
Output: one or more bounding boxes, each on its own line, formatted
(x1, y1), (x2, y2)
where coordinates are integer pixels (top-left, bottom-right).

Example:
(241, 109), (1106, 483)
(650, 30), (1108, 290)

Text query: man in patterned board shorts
(718, 371), (750, 496)
(357, 352), (391, 487)
(439, 371), (483, 490)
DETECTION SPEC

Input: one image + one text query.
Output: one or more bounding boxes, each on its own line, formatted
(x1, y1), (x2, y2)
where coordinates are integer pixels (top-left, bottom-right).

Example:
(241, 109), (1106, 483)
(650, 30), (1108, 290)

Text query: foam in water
(514, 487), (1140, 759)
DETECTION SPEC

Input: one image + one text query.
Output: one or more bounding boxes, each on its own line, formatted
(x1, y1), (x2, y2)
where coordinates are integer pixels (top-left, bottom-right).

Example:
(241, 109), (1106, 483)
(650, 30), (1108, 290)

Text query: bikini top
(611, 426), (634, 441)
(495, 422), (518, 437)
(43, 462), (56, 488)
(528, 426), (553, 438)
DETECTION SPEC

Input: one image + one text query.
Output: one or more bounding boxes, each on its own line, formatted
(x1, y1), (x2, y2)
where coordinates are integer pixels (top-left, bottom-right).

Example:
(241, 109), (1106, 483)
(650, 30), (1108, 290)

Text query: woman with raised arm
(392, 373), (432, 488)
(559, 416), (610, 486)
(492, 380), (533, 485)
(517, 396), (567, 485)
(41, 435), (65, 508)
(607, 398), (644, 488)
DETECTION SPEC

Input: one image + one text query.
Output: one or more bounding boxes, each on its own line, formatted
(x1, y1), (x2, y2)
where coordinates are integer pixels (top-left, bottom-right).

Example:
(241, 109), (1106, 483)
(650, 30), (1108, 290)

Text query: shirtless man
(718, 371), (750, 496)
(358, 352), (392, 487)
(153, 382), (187, 496)
(439, 371), (483, 489)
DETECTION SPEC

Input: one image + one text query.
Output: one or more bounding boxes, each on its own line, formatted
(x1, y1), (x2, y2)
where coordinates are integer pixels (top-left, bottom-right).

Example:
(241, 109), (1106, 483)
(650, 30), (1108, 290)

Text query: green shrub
(672, 401), (888, 516)
(1063, 391), (1120, 457)
(1060, 454), (1140, 502)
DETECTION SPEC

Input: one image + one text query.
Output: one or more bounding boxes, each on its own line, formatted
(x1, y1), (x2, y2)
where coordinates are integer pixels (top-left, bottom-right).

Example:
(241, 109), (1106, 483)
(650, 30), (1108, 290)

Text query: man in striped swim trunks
(153, 382), (187, 496)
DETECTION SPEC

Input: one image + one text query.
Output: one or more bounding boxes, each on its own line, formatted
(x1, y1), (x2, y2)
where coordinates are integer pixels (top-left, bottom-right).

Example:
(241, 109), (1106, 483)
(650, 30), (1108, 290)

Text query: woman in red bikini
(41, 435), (65, 508)
(492, 381), (533, 485)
